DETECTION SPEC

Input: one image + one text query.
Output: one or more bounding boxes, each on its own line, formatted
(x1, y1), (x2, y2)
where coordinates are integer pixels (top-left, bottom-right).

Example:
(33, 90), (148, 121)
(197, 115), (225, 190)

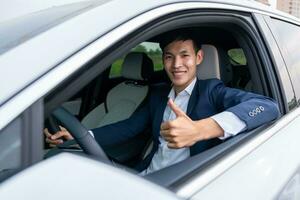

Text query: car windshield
(0, 0), (110, 55)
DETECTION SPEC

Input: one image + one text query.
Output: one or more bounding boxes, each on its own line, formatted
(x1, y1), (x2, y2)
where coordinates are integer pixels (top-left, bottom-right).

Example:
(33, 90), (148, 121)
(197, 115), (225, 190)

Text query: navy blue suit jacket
(93, 79), (280, 171)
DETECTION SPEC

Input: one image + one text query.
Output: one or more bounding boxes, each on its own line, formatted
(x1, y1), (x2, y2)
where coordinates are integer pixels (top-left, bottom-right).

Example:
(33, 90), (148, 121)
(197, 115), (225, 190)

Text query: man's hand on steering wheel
(44, 107), (108, 160)
(44, 126), (73, 147)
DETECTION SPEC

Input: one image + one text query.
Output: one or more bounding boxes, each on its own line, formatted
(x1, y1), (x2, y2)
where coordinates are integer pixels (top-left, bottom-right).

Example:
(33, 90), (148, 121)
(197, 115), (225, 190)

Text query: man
(45, 31), (280, 174)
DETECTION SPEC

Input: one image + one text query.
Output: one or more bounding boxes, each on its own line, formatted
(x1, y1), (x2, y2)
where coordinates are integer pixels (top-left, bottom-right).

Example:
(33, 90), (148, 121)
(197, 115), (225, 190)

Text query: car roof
(0, 0), (298, 107)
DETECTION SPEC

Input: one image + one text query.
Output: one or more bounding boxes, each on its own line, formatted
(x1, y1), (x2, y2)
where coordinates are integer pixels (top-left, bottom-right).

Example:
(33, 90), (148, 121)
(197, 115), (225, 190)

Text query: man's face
(163, 39), (203, 93)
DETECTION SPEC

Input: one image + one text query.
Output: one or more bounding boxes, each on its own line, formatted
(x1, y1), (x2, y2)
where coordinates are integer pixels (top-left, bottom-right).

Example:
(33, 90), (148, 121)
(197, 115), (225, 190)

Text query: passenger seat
(81, 52), (154, 129)
(197, 44), (232, 84)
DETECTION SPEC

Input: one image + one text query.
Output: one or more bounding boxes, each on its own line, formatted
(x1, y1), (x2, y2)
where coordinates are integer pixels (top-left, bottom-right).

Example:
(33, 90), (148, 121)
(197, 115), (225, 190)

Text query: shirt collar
(168, 77), (197, 99)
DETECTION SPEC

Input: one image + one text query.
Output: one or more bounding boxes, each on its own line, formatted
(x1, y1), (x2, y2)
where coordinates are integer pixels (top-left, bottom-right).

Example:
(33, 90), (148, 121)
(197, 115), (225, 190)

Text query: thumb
(168, 98), (186, 117)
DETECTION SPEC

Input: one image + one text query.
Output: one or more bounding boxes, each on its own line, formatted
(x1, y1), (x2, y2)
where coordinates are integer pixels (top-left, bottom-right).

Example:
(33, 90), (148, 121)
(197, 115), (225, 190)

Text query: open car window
(43, 8), (282, 190)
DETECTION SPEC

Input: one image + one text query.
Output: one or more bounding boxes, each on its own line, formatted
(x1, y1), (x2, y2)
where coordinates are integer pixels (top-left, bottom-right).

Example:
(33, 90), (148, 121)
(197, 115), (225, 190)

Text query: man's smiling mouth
(172, 71), (186, 77)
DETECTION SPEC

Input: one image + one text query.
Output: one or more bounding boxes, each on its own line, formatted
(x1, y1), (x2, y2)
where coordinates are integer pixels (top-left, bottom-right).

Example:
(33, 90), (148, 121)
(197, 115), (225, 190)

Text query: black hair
(159, 29), (201, 53)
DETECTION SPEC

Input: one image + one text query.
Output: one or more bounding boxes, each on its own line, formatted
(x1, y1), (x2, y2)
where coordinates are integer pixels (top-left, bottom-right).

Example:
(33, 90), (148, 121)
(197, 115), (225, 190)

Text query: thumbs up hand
(160, 98), (224, 149)
(160, 98), (199, 149)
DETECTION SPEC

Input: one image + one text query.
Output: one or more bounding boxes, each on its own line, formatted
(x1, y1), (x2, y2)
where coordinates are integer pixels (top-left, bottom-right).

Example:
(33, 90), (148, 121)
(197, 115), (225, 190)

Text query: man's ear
(196, 49), (204, 65)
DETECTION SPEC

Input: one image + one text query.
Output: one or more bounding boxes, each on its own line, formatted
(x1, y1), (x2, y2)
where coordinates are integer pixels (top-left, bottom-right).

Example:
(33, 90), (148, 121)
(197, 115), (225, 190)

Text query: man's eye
(165, 56), (172, 60)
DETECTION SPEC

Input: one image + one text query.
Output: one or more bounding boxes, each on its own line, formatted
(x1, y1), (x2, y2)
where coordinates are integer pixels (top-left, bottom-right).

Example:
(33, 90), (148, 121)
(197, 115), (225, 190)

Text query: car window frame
(0, 100), (43, 182)
(43, 7), (283, 192)
(263, 16), (300, 107)
(254, 14), (297, 112)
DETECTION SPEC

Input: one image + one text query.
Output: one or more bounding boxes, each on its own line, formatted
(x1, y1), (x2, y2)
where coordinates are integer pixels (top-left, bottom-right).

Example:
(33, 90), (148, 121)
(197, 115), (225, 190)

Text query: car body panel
(190, 107), (300, 199)
(0, 0), (299, 199)
(0, 153), (180, 200)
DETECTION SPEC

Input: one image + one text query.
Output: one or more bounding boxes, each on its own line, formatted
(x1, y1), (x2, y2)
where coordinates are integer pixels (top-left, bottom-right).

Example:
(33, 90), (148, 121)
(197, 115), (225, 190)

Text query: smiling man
(45, 30), (280, 174)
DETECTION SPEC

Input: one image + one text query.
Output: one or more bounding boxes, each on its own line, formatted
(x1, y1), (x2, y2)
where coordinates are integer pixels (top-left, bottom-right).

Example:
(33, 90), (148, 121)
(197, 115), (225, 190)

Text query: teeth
(173, 71), (185, 74)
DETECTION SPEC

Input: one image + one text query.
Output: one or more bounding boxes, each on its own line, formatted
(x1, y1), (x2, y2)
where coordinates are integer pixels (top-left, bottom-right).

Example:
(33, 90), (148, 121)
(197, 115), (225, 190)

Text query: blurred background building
(277, 0), (300, 18)
(255, 0), (300, 18)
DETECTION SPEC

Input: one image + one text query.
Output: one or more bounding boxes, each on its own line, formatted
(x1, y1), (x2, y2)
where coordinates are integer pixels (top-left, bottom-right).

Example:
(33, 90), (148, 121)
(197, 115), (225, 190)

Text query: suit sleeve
(209, 79), (280, 130)
(91, 98), (151, 146)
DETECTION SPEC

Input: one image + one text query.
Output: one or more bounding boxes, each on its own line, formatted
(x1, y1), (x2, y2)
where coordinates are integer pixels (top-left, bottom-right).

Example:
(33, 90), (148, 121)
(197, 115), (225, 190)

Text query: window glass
(109, 42), (163, 78)
(0, 2), (104, 55)
(228, 48), (247, 66)
(109, 57), (124, 78)
(268, 18), (300, 103)
(228, 48), (250, 89)
(0, 117), (22, 180)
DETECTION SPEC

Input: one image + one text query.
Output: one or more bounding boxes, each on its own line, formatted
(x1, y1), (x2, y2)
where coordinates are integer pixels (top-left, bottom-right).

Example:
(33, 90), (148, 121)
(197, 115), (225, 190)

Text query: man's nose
(173, 56), (183, 68)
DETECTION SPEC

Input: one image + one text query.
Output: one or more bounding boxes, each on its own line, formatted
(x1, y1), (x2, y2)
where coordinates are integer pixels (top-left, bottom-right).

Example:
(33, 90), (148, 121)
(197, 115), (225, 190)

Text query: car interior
(43, 21), (280, 187)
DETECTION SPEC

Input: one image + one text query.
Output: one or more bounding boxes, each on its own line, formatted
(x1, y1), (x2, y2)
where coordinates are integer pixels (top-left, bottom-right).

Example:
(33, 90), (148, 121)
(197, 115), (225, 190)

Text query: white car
(1, 0), (300, 199)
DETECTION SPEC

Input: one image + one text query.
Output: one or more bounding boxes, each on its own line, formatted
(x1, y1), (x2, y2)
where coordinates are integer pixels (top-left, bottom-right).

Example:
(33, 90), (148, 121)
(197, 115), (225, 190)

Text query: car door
(179, 12), (300, 200)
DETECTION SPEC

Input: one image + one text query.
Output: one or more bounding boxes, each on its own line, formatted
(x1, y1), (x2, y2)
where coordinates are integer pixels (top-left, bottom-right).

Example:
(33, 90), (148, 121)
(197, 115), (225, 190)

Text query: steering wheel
(49, 106), (109, 161)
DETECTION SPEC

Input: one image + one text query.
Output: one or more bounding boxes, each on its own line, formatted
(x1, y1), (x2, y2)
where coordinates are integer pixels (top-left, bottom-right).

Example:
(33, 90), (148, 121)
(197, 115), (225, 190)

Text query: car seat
(197, 44), (232, 84)
(81, 52), (154, 129)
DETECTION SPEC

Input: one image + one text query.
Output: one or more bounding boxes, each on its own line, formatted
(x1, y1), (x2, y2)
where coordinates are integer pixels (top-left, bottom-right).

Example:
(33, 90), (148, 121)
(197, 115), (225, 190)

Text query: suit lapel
(152, 86), (169, 140)
(187, 79), (199, 116)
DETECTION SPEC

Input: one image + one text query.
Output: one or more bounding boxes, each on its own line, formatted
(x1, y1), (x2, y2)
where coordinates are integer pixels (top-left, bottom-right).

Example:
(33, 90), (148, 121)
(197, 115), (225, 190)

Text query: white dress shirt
(140, 78), (246, 175)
